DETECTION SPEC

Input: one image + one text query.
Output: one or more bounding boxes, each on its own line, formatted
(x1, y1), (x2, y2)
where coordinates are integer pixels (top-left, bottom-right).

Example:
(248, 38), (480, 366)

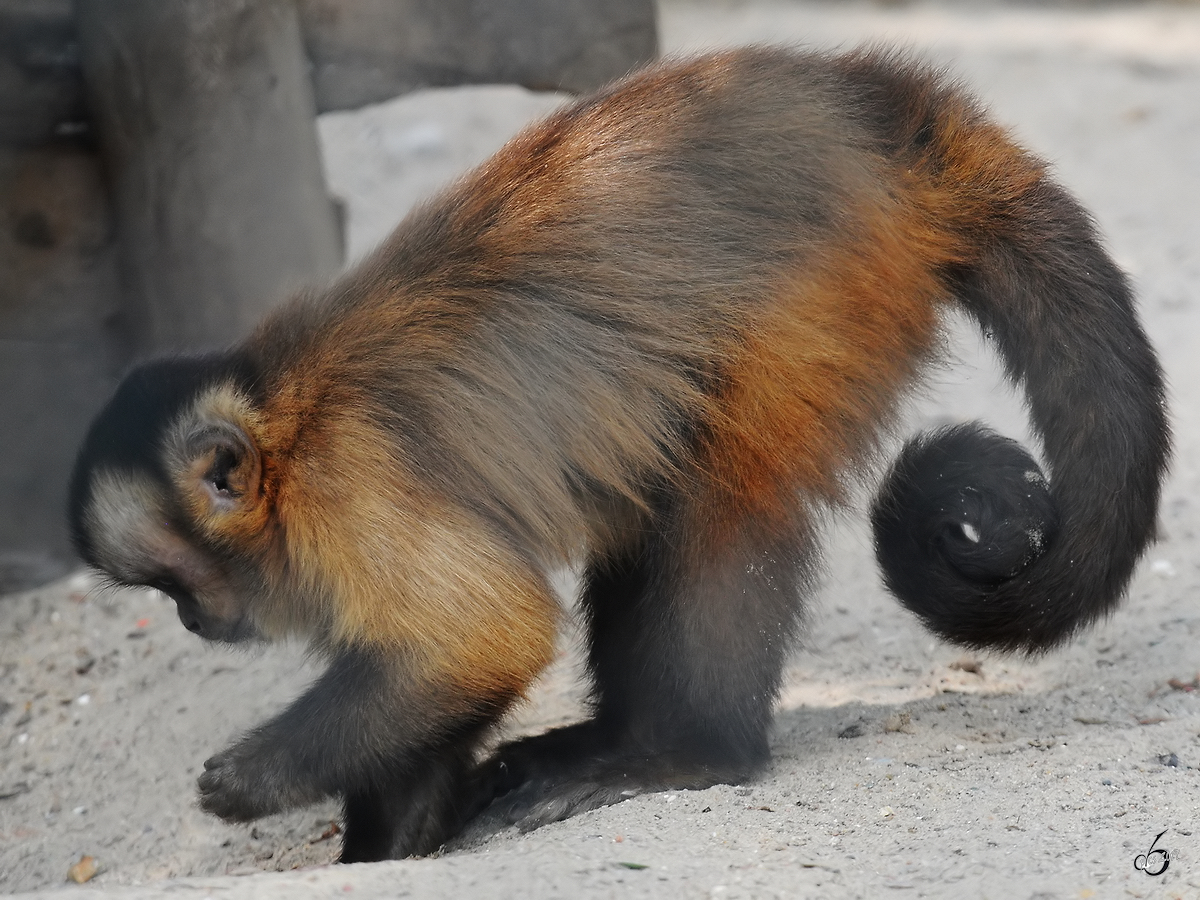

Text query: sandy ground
(4, 1), (1200, 897)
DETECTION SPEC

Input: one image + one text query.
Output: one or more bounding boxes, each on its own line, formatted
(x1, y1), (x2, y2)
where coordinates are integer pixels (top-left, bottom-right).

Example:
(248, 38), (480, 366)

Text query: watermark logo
(1133, 829), (1170, 877)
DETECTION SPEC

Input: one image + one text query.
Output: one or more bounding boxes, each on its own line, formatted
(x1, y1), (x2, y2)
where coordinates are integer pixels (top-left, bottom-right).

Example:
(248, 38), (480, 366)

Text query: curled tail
(844, 52), (1171, 651)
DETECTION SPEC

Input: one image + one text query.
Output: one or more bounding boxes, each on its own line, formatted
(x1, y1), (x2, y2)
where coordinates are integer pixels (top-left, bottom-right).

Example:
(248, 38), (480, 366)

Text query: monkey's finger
(201, 754), (228, 771)
(196, 770), (223, 796)
(196, 777), (258, 822)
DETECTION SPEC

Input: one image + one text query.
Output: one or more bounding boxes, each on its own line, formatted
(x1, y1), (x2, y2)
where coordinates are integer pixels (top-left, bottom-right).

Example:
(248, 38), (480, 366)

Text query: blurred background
(3, 2), (1200, 894)
(1, 0), (1197, 597)
(0, 0), (656, 590)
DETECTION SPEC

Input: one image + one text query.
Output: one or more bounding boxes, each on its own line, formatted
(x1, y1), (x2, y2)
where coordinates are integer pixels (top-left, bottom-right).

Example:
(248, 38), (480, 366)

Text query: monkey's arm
(198, 648), (442, 821)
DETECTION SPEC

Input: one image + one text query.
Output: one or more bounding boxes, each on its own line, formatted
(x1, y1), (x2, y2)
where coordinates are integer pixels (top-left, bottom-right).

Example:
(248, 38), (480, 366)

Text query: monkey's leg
(197, 647), (523, 860)
(487, 507), (815, 830)
(339, 736), (494, 862)
(197, 536), (559, 860)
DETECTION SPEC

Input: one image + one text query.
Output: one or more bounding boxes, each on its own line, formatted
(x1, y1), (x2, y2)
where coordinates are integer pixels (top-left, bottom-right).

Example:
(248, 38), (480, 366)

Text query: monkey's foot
(479, 724), (758, 833)
(339, 744), (489, 863)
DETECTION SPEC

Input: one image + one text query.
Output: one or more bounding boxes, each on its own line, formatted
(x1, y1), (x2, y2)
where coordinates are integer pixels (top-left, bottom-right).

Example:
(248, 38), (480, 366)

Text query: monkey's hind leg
(485, 504), (815, 831)
(339, 735), (493, 862)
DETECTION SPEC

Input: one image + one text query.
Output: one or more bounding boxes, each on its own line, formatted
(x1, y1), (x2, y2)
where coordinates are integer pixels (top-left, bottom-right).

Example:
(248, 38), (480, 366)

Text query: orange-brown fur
(68, 47), (1168, 862)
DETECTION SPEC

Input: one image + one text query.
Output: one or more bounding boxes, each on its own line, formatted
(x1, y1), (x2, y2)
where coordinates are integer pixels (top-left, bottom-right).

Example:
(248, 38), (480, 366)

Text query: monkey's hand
(195, 650), (382, 822)
(195, 648), (437, 826)
(198, 737), (326, 821)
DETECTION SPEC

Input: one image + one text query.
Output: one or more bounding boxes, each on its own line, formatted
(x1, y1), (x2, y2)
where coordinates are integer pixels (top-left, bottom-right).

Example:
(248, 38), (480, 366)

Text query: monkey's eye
(148, 575), (183, 596)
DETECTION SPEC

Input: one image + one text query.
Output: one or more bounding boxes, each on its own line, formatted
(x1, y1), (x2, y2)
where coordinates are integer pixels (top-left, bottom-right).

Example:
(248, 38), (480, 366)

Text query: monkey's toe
(478, 744), (753, 837)
(513, 780), (642, 831)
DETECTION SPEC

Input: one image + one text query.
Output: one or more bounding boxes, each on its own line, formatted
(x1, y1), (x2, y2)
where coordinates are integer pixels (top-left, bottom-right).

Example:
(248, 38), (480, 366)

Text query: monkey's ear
(177, 421), (262, 518)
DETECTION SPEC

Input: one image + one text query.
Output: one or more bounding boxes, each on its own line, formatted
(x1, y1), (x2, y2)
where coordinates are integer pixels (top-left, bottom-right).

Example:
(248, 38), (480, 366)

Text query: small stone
(67, 855), (97, 884)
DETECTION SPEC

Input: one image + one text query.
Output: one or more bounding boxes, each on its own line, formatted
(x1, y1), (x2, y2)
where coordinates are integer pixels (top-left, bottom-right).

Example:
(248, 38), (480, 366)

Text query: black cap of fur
(66, 354), (250, 563)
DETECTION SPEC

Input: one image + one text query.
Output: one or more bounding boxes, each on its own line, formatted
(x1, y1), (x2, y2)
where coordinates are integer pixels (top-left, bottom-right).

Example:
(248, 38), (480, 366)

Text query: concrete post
(75, 0), (343, 354)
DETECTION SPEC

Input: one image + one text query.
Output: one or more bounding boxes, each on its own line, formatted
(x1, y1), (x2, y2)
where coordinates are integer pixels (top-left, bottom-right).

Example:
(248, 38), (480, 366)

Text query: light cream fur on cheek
(85, 470), (171, 584)
(84, 471), (233, 611)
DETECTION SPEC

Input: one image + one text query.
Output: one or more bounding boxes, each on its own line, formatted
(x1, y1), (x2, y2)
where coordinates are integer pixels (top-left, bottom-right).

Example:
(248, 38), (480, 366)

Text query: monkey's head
(69, 356), (271, 644)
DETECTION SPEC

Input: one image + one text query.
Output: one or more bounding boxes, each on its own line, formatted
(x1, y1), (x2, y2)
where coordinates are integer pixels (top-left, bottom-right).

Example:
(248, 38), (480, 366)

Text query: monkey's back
(245, 48), (1009, 559)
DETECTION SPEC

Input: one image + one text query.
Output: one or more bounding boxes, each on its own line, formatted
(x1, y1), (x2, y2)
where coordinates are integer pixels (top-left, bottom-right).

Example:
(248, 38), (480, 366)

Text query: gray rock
(299, 0), (658, 111)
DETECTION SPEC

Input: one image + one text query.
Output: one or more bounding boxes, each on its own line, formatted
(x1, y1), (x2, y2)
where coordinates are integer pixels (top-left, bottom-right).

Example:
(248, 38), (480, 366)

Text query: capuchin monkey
(68, 47), (1170, 862)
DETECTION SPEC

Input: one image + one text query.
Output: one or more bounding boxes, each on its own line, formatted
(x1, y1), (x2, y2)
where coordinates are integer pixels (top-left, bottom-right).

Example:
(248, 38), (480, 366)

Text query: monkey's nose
(176, 606), (203, 634)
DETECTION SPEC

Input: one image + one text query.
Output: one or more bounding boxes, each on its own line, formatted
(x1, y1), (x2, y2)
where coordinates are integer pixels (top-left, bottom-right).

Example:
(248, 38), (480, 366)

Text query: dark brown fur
(68, 47), (1169, 861)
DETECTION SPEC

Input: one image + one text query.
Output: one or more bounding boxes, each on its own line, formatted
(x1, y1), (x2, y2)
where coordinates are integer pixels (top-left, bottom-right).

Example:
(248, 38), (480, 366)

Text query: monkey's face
(74, 468), (261, 644)
(70, 365), (271, 645)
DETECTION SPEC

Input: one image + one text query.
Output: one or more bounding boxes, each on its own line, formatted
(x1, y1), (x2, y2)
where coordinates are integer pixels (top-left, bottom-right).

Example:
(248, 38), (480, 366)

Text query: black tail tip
(870, 422), (1059, 645)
